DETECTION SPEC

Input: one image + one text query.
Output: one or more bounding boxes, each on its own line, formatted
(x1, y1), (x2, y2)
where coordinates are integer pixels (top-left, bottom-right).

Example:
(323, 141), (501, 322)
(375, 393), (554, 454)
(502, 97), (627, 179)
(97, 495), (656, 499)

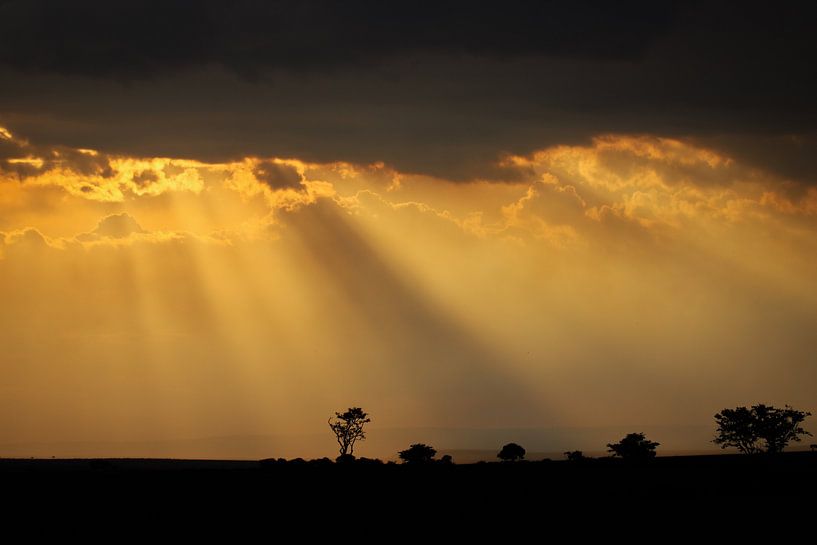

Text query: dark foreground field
(4, 451), (816, 498)
(4, 453), (816, 534)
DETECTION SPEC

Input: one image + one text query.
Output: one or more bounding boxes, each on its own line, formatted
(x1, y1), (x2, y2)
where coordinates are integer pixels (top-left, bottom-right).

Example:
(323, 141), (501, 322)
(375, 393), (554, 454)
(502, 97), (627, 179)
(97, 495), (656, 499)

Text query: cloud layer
(2, 132), (816, 455)
(1, 1), (815, 182)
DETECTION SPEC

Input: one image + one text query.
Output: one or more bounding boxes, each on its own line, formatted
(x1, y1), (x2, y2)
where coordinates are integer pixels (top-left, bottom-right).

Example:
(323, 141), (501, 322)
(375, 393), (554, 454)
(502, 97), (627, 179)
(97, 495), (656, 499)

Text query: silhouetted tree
(713, 404), (811, 454)
(497, 442), (526, 461)
(564, 450), (585, 462)
(607, 433), (659, 461)
(398, 443), (437, 464)
(440, 454), (453, 464)
(712, 406), (759, 454)
(328, 407), (371, 457)
(753, 405), (811, 454)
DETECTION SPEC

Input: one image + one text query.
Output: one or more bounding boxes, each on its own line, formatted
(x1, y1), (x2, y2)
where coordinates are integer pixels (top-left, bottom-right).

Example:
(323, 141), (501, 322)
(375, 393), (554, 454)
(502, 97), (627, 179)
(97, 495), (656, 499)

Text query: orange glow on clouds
(1, 127), (816, 458)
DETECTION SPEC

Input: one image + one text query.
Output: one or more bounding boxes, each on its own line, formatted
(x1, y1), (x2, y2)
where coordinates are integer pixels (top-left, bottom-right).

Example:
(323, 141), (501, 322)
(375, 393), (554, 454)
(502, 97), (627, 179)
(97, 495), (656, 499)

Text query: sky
(1, 1), (816, 459)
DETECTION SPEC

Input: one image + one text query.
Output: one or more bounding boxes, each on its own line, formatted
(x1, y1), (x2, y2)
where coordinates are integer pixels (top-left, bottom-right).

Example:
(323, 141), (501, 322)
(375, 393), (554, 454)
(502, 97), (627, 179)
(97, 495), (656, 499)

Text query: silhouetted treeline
(3, 451), (816, 499)
(324, 403), (812, 466)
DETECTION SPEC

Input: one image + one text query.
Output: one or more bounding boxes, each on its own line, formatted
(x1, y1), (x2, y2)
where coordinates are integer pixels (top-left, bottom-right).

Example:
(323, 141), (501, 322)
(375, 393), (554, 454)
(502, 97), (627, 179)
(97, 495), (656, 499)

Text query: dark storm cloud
(0, 133), (32, 176)
(252, 161), (302, 190)
(132, 170), (159, 187)
(0, 0), (677, 77)
(0, 129), (114, 179)
(0, 0), (816, 183)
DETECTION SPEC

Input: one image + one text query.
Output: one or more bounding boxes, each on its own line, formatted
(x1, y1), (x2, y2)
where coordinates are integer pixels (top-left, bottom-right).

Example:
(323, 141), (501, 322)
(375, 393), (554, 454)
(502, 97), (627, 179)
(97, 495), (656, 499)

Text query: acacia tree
(497, 442), (526, 462)
(398, 443), (437, 464)
(607, 433), (659, 461)
(328, 407), (371, 457)
(753, 404), (811, 454)
(713, 406), (759, 454)
(714, 404), (811, 454)
(564, 450), (586, 462)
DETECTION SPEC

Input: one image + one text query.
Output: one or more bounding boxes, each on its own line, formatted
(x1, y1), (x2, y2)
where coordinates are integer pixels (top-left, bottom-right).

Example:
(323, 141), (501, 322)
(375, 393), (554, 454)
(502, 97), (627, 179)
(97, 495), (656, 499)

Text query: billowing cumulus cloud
(0, 226), (50, 251)
(0, 128), (214, 201)
(0, 127), (113, 179)
(502, 136), (817, 238)
(76, 213), (146, 241)
(4, 133), (816, 247)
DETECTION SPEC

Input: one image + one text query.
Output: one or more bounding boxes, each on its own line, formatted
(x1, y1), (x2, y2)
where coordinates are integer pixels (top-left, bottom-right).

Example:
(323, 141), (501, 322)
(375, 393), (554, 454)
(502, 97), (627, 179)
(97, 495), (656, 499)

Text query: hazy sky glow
(1, 1), (816, 459)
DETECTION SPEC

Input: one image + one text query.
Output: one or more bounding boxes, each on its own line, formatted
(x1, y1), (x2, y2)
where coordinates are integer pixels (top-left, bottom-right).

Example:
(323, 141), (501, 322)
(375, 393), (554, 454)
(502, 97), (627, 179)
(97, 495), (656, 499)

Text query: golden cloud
(2, 129), (817, 255)
(504, 135), (817, 234)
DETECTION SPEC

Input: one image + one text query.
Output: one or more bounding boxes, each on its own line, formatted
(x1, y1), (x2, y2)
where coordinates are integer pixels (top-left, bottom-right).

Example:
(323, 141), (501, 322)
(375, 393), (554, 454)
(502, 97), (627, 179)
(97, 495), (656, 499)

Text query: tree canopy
(497, 443), (526, 462)
(564, 450), (586, 462)
(607, 433), (659, 461)
(398, 443), (437, 464)
(328, 407), (371, 457)
(713, 404), (811, 454)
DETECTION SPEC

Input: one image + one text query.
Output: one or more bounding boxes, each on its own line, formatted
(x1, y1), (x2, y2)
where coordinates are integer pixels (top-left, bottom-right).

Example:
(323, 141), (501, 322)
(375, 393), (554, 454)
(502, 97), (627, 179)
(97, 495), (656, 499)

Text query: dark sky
(1, 0), (816, 182)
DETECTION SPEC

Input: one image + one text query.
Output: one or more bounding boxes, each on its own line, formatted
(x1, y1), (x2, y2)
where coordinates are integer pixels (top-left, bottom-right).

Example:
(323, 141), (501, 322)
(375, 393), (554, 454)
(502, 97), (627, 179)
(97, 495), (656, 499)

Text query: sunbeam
(1, 130), (816, 458)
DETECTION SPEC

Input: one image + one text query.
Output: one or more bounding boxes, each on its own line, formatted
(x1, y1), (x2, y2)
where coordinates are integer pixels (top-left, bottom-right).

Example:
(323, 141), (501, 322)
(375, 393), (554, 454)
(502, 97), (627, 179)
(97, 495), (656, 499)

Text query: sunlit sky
(1, 1), (816, 459)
